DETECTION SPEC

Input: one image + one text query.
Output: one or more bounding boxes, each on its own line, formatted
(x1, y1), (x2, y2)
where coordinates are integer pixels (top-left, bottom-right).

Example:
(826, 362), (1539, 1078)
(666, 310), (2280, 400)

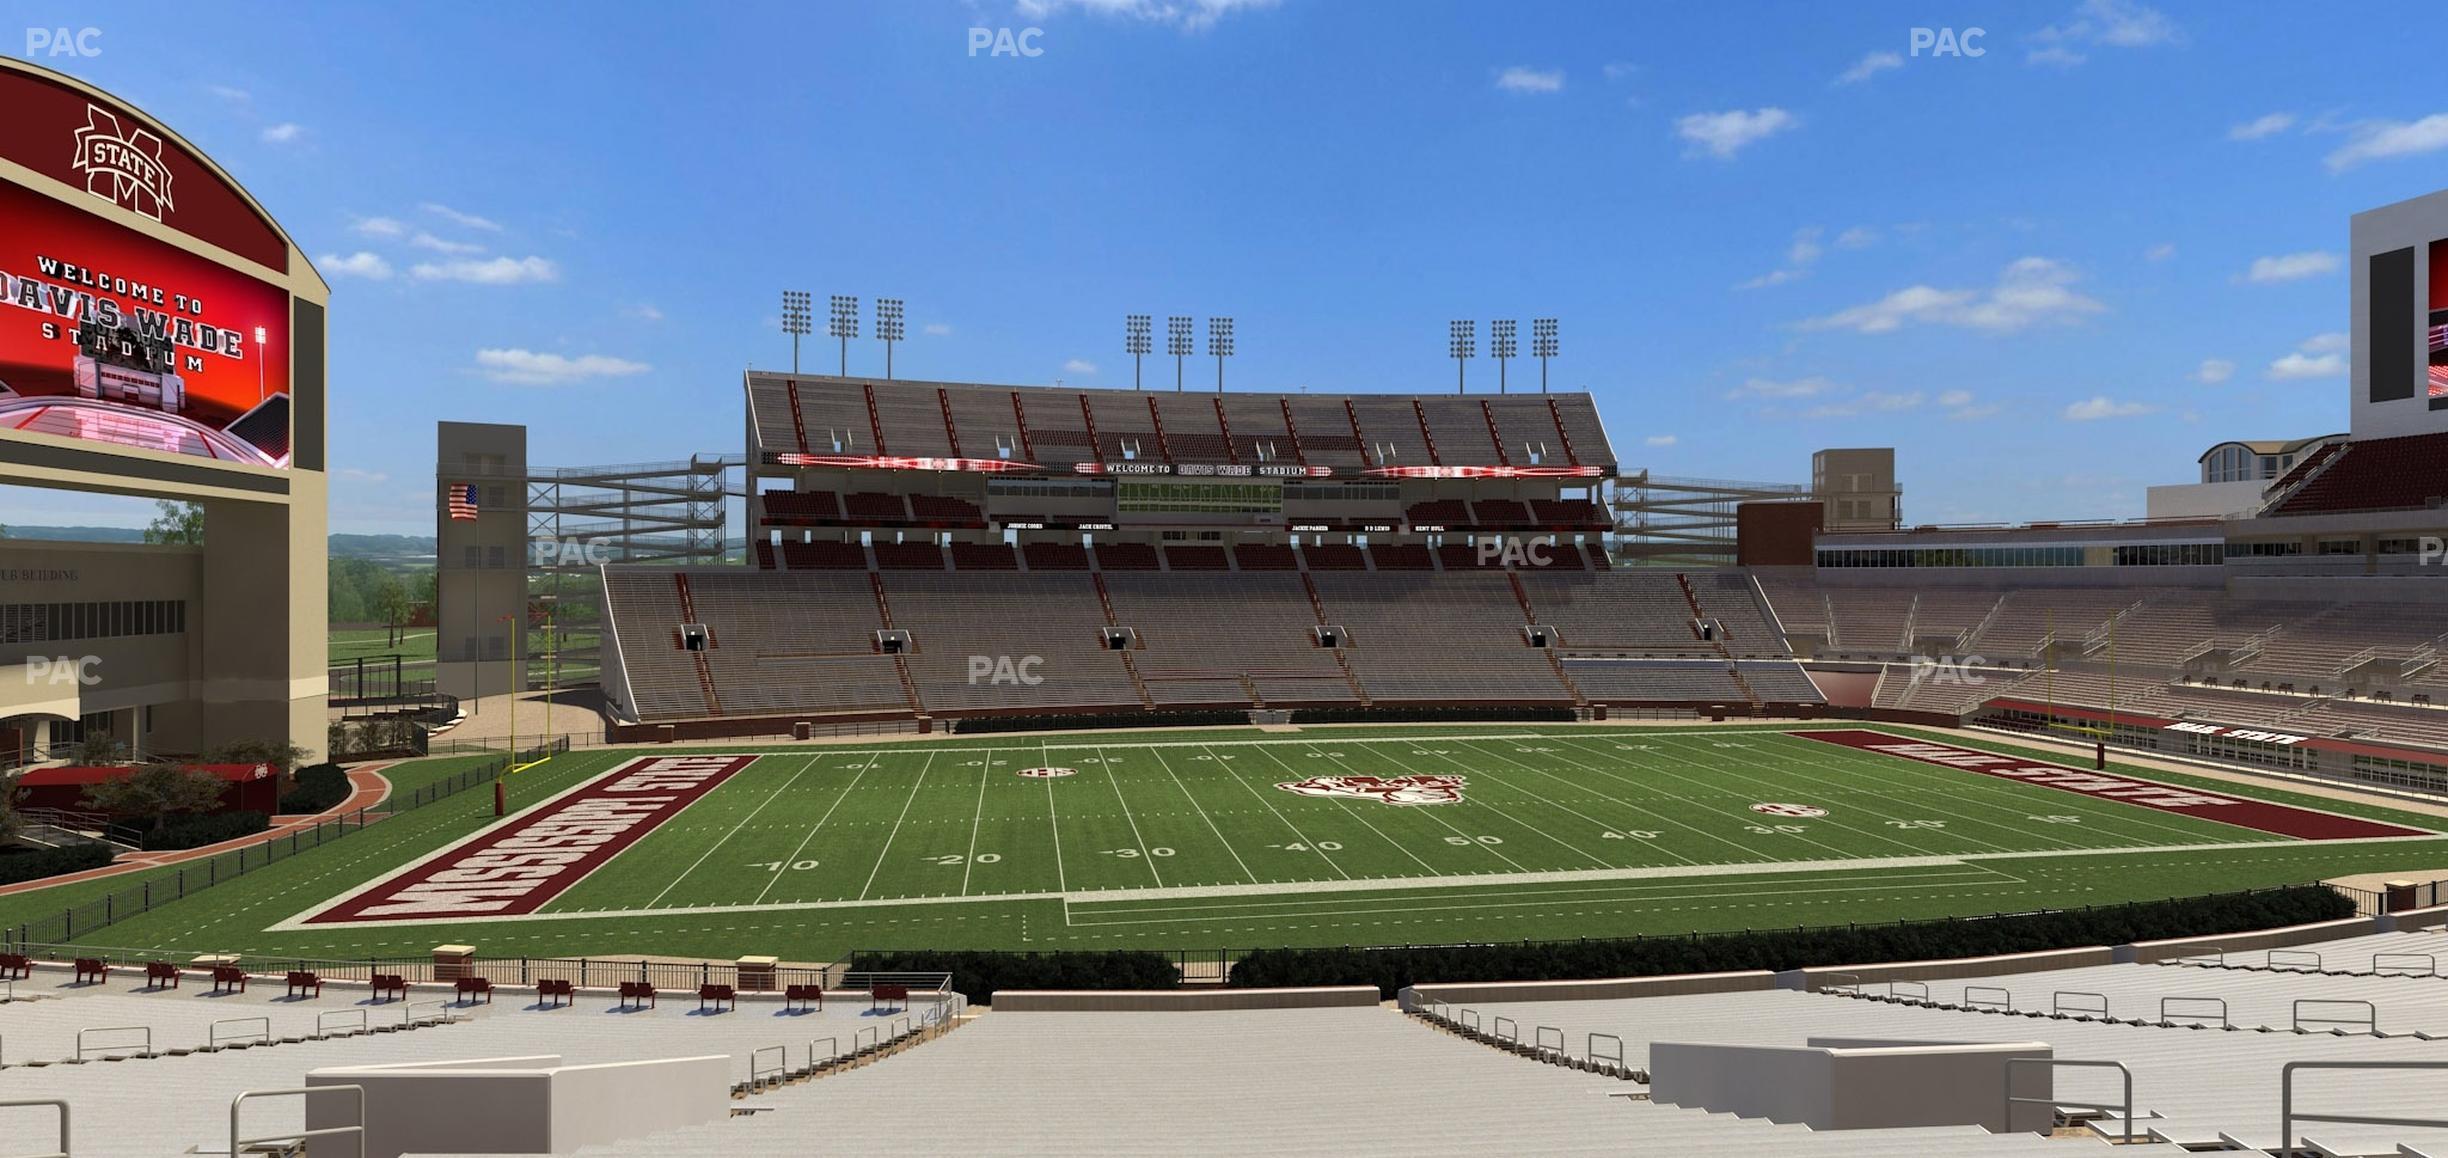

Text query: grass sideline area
(6, 722), (2443, 964)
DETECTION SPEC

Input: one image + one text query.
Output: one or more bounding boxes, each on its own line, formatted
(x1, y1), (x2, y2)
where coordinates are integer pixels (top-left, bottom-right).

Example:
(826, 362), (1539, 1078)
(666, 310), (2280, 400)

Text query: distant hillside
(1, 525), (435, 557)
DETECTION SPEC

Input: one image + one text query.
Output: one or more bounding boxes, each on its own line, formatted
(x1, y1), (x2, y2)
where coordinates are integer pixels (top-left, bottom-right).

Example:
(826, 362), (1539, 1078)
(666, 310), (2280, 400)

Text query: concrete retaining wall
(991, 986), (1380, 1012)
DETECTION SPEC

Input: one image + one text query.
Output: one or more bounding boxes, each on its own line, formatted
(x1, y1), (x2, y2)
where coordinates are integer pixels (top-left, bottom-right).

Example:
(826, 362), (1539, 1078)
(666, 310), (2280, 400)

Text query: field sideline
(9, 722), (2446, 963)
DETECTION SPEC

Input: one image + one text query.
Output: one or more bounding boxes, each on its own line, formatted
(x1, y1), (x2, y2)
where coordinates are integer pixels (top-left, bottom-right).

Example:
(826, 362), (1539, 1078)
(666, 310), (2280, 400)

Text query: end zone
(288, 754), (757, 926)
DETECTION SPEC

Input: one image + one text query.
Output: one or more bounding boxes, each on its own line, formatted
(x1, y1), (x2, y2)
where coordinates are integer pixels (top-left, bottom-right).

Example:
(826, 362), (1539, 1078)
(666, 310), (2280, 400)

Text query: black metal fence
(2, 738), (570, 951)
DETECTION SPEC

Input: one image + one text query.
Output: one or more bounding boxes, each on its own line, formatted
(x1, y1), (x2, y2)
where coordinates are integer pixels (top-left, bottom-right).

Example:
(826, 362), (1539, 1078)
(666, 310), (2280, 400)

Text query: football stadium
(8, 8), (2448, 1155)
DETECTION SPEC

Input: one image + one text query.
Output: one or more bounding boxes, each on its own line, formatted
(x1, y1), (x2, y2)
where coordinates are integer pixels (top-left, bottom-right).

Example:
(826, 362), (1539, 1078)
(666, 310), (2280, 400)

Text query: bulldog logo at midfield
(1274, 773), (1467, 806)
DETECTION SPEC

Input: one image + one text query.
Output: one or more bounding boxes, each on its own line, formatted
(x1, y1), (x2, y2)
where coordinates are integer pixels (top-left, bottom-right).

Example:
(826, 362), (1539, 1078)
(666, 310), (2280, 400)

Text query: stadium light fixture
(1448, 319), (1475, 395)
(828, 294), (859, 376)
(876, 297), (905, 380)
(1490, 319), (1517, 395)
(780, 290), (812, 374)
(253, 325), (267, 402)
(1532, 317), (1558, 394)
(1167, 315), (1193, 392)
(1126, 314), (1152, 391)
(1207, 316), (1234, 392)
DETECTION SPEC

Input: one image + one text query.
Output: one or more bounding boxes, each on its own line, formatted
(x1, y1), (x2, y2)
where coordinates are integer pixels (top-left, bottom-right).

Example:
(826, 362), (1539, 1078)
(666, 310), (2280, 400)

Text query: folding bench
(211, 965), (250, 994)
(785, 983), (824, 1013)
(286, 970), (323, 999)
(871, 983), (910, 1013)
(73, 957), (109, 985)
(0, 953), (30, 980)
(455, 975), (494, 1005)
(145, 961), (182, 989)
(697, 983), (737, 1013)
(618, 980), (658, 1010)
(537, 978), (575, 1008)
(370, 973), (409, 1002)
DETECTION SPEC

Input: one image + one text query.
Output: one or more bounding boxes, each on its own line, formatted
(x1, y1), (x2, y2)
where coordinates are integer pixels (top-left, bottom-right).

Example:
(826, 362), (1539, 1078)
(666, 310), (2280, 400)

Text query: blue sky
(5, 0), (2445, 533)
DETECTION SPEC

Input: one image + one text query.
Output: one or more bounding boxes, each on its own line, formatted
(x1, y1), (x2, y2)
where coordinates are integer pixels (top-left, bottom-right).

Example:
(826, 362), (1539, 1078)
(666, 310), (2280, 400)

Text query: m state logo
(1016, 767), (1077, 779)
(1749, 802), (1827, 818)
(1275, 773), (1467, 806)
(73, 105), (175, 222)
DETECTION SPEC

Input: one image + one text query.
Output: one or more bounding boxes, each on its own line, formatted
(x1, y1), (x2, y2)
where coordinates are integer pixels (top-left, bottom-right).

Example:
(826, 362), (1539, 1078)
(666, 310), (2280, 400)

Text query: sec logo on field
(1749, 802), (1827, 819)
(1017, 767), (1077, 779)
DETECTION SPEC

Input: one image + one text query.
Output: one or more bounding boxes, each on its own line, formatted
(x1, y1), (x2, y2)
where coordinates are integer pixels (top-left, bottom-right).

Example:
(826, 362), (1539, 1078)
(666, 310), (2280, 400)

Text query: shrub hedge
(1287, 705), (1575, 725)
(845, 949), (1182, 1003)
(0, 841), (117, 886)
(277, 763), (352, 814)
(951, 710), (1248, 735)
(139, 810), (270, 851)
(1225, 886), (2356, 996)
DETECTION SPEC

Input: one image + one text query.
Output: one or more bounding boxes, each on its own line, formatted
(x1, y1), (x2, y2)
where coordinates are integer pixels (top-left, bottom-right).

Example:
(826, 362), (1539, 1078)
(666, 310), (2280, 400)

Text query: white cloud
(1601, 61), (1639, 81)
(2266, 332), (2349, 380)
(409, 232), (484, 254)
(259, 122), (303, 144)
(420, 202), (503, 232)
(1012, 0), (1279, 32)
(2144, 241), (2176, 262)
(352, 216), (405, 238)
(1809, 390), (1925, 418)
(1644, 434), (1678, 447)
(208, 84), (251, 104)
(1494, 66), (1564, 94)
(1738, 226), (1831, 290)
(1063, 358), (1099, 375)
(1799, 257), (2106, 335)
(474, 348), (650, 386)
(1675, 108), (1797, 159)
(409, 256), (558, 284)
(2325, 113), (2448, 172)
(2227, 112), (2296, 141)
(1726, 376), (1836, 400)
(1937, 390), (2000, 420)
(1937, 389), (1974, 408)
(1833, 226), (1877, 250)
(2063, 395), (2156, 421)
(317, 251), (392, 280)
(2240, 250), (2339, 284)
(922, 322), (953, 337)
(2026, 45), (2087, 67)
(622, 304), (665, 322)
(2030, 0), (2180, 64)
(1835, 51), (1901, 86)
(2193, 358), (2236, 384)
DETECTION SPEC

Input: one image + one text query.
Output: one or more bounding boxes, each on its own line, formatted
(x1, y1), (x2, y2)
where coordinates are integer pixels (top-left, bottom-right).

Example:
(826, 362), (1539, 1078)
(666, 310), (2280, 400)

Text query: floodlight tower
(1166, 315), (1193, 392)
(1490, 319), (1517, 395)
(1532, 317), (1558, 394)
(780, 290), (812, 374)
(876, 297), (905, 380)
(1125, 314), (1152, 391)
(1448, 319), (1475, 395)
(1207, 316), (1234, 392)
(827, 294), (858, 376)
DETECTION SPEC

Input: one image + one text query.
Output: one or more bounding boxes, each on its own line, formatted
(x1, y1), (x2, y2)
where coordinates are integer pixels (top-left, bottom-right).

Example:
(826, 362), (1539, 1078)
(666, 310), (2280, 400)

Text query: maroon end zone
(1792, 730), (2428, 841)
(305, 754), (756, 924)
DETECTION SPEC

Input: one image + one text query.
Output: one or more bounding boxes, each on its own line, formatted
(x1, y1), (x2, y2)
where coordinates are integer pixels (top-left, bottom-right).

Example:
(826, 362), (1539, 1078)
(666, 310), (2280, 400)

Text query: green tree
(199, 739), (310, 777)
(374, 573), (412, 646)
(143, 500), (205, 545)
(80, 762), (226, 828)
(69, 730), (129, 766)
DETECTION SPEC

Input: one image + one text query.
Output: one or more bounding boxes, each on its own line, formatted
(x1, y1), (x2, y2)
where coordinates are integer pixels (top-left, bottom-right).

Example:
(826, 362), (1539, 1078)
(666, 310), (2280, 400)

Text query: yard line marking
(1315, 743), (1587, 870)
(1196, 743), (1355, 881)
(958, 746), (994, 897)
(1639, 734), (2020, 856)
(1095, 745), (1165, 888)
(1147, 746), (1259, 884)
(646, 754), (824, 910)
(1047, 750), (1069, 894)
(859, 751), (937, 901)
(1439, 740), (1704, 868)
(1452, 737), (1772, 862)
(754, 753), (882, 905)
(1078, 865), (2012, 918)
(1246, 745), (1439, 876)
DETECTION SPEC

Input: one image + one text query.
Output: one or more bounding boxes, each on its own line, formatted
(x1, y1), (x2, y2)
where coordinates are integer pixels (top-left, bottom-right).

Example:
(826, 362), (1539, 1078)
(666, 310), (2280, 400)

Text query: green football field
(11, 724), (2448, 964)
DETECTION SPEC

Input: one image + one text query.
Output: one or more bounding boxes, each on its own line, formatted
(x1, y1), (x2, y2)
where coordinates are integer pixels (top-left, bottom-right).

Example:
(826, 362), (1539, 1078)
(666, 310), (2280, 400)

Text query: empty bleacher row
(2264, 428), (2448, 516)
(605, 565), (1820, 723)
(746, 374), (1620, 473)
(753, 537), (1611, 573)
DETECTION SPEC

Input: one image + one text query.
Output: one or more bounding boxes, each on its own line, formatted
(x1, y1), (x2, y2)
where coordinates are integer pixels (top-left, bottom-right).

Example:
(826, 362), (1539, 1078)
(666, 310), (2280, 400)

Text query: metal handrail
(2373, 953), (2437, 977)
(2052, 991), (2109, 1019)
(2280, 1060), (2448, 1154)
(1458, 1009), (1482, 1032)
(2269, 949), (2323, 972)
(2171, 945), (2228, 967)
(2293, 998), (2377, 1034)
(1534, 1025), (1564, 1058)
(854, 1026), (878, 1053)
(209, 1017), (270, 1048)
(1964, 985), (2013, 1012)
(0, 1098), (69, 1158)
(1587, 1033), (1624, 1071)
(316, 1009), (368, 1038)
(1889, 979), (1930, 1002)
(809, 1037), (839, 1070)
(232, 1085), (364, 1158)
(749, 1045), (787, 1088)
(2159, 996), (2229, 1028)
(405, 999), (452, 1026)
(1818, 971), (1862, 994)
(74, 1026), (149, 1061)
(1491, 1016), (1519, 1044)
(2004, 1058), (2134, 1143)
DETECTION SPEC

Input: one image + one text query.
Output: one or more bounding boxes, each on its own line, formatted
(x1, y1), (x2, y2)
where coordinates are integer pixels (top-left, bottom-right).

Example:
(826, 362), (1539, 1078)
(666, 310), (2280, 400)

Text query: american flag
(446, 483), (480, 521)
